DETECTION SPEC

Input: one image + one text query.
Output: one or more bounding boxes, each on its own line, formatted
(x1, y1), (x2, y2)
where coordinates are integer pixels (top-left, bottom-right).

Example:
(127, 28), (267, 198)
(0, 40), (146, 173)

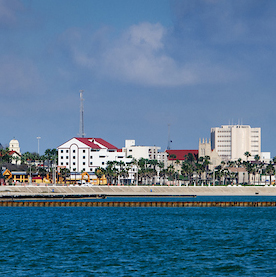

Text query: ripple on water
(1, 207), (276, 276)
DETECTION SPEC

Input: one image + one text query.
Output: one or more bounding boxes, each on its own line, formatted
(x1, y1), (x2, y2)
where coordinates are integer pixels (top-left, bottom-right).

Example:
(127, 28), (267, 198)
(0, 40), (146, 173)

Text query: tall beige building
(198, 138), (221, 169)
(211, 125), (261, 161)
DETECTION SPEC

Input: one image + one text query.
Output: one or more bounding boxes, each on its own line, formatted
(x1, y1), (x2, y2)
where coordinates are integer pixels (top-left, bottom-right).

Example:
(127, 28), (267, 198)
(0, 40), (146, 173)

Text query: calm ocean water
(1, 206), (276, 276)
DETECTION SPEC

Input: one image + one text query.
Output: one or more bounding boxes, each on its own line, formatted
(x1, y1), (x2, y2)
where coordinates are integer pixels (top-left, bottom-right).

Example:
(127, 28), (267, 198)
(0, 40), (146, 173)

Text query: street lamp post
(28, 160), (32, 185)
(37, 137), (41, 155)
(212, 170), (216, 186)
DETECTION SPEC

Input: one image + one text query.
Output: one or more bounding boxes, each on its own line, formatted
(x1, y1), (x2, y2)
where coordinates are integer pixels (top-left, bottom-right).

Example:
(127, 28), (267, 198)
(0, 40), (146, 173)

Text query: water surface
(1, 207), (276, 276)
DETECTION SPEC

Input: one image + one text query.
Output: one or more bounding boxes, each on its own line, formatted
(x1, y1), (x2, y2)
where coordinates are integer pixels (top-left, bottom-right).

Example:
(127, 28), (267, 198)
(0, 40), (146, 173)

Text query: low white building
(57, 137), (133, 174)
(261, 152), (271, 164)
(122, 140), (167, 167)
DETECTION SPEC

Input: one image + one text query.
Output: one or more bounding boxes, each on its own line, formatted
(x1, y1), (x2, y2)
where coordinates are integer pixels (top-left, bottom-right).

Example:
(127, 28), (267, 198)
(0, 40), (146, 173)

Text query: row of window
(217, 145), (231, 147)
(60, 155), (124, 160)
(61, 161), (105, 166)
(60, 156), (97, 159)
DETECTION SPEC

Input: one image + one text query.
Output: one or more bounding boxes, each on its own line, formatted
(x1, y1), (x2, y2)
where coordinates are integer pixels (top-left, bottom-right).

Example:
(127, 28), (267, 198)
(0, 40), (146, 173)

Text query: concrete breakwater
(1, 201), (276, 207)
(1, 185), (276, 197)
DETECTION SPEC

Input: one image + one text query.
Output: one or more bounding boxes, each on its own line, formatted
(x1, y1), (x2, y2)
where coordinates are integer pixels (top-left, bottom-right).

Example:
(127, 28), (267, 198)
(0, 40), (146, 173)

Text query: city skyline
(1, 0), (276, 156)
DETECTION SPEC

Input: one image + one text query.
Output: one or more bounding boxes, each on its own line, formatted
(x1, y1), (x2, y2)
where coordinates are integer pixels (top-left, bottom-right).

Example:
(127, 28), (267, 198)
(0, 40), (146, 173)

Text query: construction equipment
(3, 169), (12, 180)
(81, 172), (90, 183)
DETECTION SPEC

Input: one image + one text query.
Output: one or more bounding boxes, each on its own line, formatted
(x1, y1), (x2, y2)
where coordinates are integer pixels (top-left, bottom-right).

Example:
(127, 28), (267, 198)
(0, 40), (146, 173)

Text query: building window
(83, 156), (85, 159)
(61, 150), (63, 153)
(66, 150), (68, 153)
(90, 156), (93, 159)
(99, 156), (105, 158)
(61, 156), (63, 159)
(83, 168), (85, 171)
(66, 156), (68, 159)
(102, 162), (104, 165)
(73, 150), (76, 153)
(83, 162), (85, 165)
(73, 168), (76, 171)
(83, 150), (85, 153)
(73, 156), (75, 159)
(90, 162), (93, 165)
(66, 162), (68, 165)
(61, 162), (63, 165)
(90, 168), (93, 171)
(73, 162), (75, 165)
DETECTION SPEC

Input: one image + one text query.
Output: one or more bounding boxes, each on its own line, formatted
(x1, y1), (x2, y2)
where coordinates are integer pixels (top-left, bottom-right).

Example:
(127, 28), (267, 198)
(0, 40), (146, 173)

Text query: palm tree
(60, 168), (70, 183)
(202, 156), (211, 185)
(174, 159), (180, 185)
(167, 164), (175, 185)
(181, 160), (195, 186)
(0, 147), (11, 164)
(265, 162), (275, 186)
(158, 161), (165, 184)
(244, 151), (251, 161)
(195, 161), (204, 186)
(243, 161), (254, 185)
(95, 167), (105, 185)
(214, 166), (223, 185)
(159, 168), (167, 185)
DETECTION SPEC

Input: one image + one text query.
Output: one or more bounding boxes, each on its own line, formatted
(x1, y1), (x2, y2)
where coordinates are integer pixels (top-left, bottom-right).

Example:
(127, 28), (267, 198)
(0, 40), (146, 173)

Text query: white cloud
(58, 22), (245, 87)
(100, 22), (241, 86)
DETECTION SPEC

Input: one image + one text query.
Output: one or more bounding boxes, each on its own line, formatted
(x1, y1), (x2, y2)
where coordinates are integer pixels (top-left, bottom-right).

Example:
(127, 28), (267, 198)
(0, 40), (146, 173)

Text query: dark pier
(1, 201), (276, 207)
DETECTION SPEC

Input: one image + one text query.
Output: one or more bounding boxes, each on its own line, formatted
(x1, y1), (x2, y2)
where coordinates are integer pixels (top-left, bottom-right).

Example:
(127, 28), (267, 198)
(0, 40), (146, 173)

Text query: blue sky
(1, 0), (276, 157)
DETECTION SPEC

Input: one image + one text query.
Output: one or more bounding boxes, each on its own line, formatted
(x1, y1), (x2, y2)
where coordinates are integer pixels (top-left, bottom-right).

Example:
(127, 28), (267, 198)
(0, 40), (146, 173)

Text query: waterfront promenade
(1, 185), (276, 197)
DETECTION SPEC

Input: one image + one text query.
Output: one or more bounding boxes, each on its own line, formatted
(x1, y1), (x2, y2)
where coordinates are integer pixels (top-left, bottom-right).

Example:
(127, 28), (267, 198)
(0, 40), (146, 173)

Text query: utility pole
(79, 90), (85, 138)
(37, 137), (41, 155)
(167, 124), (172, 150)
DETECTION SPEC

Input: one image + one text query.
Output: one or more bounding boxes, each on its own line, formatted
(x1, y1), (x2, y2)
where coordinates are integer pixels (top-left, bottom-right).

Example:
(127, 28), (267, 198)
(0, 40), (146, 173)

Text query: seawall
(1, 185), (276, 197)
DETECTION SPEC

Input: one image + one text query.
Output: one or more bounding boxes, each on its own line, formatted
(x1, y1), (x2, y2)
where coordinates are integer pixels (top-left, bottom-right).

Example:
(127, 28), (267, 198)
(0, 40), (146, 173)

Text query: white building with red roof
(57, 137), (132, 174)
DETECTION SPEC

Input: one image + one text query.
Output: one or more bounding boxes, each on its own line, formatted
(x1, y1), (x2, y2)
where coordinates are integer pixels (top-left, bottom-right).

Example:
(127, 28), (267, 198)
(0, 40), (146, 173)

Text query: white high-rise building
(211, 125), (261, 161)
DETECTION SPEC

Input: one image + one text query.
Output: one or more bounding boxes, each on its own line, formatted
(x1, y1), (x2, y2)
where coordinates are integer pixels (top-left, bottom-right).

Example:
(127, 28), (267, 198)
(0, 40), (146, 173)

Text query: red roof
(0, 150), (21, 157)
(166, 150), (198, 161)
(75, 138), (118, 150)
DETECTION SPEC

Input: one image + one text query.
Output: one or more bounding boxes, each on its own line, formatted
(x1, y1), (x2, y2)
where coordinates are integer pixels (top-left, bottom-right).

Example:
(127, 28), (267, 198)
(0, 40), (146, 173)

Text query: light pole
(212, 170), (216, 186)
(28, 160), (32, 185)
(37, 137), (41, 155)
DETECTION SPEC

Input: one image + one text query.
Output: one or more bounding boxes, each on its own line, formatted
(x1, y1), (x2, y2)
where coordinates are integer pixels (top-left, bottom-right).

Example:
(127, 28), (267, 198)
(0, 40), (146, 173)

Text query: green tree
(95, 167), (105, 185)
(265, 162), (275, 186)
(244, 151), (251, 161)
(60, 168), (70, 183)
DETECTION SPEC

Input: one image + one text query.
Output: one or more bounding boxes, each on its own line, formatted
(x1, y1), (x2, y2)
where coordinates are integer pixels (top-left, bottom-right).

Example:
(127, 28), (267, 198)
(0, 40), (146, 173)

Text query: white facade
(9, 139), (21, 155)
(261, 152), (271, 164)
(211, 125), (261, 161)
(57, 137), (133, 174)
(122, 140), (167, 166)
(9, 139), (21, 165)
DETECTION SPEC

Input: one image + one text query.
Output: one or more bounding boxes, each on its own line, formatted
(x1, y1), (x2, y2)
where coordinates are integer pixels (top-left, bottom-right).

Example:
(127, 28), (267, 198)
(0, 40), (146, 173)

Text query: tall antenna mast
(167, 124), (172, 150)
(79, 90), (85, 138)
